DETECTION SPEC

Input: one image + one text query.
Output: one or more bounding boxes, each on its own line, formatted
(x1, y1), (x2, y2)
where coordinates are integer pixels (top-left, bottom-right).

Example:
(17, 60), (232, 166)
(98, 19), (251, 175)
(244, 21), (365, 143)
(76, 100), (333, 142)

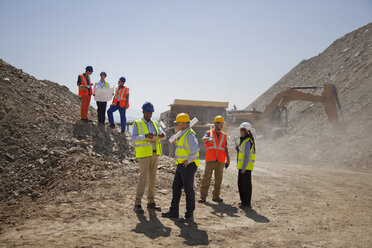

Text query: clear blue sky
(0, 0), (371, 116)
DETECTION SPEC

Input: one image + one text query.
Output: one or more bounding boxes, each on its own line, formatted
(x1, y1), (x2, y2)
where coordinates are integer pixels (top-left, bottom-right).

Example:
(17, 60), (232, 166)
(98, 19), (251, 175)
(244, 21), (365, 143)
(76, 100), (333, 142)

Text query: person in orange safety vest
(77, 66), (93, 122)
(107, 77), (129, 133)
(198, 115), (230, 203)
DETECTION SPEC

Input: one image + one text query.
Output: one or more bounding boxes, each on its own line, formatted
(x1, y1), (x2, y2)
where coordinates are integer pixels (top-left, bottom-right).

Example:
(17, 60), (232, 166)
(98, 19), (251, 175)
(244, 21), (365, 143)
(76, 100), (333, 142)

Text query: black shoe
(81, 118), (88, 122)
(180, 213), (194, 223)
(161, 211), (179, 219)
(109, 123), (115, 128)
(198, 198), (206, 203)
(238, 202), (252, 209)
(133, 205), (144, 214)
(212, 197), (223, 202)
(147, 203), (161, 211)
(121, 130), (125, 134)
(86, 119), (93, 122)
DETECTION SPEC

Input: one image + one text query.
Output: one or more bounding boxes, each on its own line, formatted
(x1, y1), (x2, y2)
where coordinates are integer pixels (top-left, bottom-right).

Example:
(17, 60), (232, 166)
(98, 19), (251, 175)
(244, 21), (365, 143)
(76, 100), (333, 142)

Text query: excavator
(227, 83), (344, 137)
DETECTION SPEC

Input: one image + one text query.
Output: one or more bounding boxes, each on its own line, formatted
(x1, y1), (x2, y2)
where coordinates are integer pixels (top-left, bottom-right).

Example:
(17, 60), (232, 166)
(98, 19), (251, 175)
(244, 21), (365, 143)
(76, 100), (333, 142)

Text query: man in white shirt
(93, 72), (110, 124)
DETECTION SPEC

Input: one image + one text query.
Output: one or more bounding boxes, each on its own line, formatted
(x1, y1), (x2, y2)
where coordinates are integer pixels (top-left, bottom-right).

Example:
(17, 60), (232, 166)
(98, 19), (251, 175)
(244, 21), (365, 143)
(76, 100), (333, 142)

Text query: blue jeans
(107, 104), (126, 131)
(170, 162), (197, 215)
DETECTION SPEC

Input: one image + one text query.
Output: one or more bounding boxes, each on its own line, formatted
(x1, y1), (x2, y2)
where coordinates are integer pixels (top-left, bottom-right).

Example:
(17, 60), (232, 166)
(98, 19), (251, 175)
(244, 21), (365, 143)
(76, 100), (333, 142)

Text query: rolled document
(159, 121), (166, 129)
(169, 117), (198, 143)
(206, 124), (214, 142)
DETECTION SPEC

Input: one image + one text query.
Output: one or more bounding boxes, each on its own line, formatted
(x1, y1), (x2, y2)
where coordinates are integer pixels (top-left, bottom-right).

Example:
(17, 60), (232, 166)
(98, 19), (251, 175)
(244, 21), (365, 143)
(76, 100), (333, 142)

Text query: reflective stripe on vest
(78, 74), (92, 96)
(205, 130), (227, 163)
(113, 86), (129, 108)
(133, 119), (162, 158)
(237, 137), (255, 170)
(175, 128), (199, 167)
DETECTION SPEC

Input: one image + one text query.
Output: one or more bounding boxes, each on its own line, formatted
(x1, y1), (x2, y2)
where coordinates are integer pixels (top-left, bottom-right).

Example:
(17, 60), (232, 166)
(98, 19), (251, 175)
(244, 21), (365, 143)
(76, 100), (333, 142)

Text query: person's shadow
(204, 201), (240, 218)
(242, 207), (270, 223)
(173, 219), (209, 246)
(132, 209), (171, 239)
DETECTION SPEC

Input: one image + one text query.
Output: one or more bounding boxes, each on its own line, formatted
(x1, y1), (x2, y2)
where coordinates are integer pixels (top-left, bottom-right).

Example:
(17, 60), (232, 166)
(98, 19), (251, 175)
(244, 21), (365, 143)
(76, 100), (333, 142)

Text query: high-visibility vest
(133, 119), (162, 158)
(78, 74), (93, 96)
(175, 128), (199, 167)
(237, 137), (255, 170)
(205, 129), (227, 163)
(113, 86), (129, 108)
(101, 81), (108, 89)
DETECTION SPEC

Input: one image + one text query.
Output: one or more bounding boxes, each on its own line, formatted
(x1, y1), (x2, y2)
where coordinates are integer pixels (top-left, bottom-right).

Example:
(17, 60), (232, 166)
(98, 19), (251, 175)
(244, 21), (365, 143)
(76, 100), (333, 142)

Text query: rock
(5, 153), (15, 161)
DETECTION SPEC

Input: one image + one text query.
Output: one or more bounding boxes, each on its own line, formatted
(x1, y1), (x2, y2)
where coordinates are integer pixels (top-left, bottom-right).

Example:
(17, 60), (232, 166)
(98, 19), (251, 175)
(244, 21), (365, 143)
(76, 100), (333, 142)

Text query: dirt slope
(245, 23), (372, 169)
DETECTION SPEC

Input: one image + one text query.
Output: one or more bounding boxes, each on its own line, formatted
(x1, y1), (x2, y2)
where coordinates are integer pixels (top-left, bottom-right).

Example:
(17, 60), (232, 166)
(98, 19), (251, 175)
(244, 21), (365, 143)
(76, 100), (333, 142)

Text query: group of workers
(77, 66), (129, 133)
(131, 106), (255, 222)
(77, 66), (256, 223)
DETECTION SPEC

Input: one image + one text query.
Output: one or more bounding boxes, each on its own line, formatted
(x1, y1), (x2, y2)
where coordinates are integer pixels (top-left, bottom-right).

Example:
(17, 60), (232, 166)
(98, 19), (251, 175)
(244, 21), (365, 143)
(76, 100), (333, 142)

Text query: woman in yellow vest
(236, 122), (256, 208)
(162, 113), (199, 222)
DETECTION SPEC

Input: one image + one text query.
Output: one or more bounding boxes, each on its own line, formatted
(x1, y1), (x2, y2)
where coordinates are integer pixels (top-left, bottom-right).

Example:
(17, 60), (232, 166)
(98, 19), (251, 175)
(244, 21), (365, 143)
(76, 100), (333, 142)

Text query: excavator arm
(260, 83), (343, 129)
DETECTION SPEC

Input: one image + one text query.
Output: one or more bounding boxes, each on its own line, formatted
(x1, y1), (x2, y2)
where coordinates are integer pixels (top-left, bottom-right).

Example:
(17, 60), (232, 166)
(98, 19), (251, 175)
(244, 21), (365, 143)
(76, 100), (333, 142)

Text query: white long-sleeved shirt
(93, 80), (110, 93)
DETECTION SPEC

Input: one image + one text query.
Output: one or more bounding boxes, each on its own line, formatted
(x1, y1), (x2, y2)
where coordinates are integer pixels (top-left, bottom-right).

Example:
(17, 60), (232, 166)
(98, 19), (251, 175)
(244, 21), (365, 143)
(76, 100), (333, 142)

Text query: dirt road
(1, 160), (371, 247)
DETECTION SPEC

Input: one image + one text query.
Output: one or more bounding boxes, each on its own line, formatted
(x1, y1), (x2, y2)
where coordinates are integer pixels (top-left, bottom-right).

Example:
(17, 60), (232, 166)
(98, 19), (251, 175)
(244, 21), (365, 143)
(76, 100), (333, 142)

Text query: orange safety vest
(78, 74), (93, 96)
(205, 129), (227, 163)
(113, 86), (129, 108)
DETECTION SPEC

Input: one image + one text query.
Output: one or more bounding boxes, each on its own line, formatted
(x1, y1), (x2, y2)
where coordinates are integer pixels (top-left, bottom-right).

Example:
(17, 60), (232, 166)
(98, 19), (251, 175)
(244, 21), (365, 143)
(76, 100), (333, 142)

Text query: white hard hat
(239, 122), (252, 132)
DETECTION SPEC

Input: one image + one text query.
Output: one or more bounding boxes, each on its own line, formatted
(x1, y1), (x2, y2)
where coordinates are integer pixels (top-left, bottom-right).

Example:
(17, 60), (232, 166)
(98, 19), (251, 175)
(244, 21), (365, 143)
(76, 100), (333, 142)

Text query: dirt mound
(0, 59), (177, 203)
(245, 23), (372, 169)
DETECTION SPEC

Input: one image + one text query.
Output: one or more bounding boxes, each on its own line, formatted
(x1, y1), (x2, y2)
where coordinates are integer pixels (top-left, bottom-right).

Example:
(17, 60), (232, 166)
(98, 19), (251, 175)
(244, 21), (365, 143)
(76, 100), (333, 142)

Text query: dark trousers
(170, 163), (197, 215)
(96, 101), (107, 123)
(238, 169), (252, 206)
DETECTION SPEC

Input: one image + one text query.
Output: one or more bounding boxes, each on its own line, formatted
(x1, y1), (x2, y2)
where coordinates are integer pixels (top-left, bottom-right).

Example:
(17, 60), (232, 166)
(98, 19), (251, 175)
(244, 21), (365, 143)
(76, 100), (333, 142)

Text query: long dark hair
(247, 130), (256, 153)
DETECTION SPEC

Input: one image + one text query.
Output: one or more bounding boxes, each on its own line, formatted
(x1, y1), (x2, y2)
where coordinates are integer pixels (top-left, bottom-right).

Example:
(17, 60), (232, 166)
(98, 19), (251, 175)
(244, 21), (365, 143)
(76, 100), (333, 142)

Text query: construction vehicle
(160, 99), (229, 159)
(227, 83), (344, 137)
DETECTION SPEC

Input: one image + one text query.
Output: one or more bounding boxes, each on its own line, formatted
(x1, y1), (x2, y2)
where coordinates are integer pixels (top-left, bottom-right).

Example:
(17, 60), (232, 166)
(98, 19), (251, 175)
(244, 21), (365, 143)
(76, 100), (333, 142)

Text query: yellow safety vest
(133, 119), (162, 158)
(237, 137), (255, 170)
(175, 128), (199, 167)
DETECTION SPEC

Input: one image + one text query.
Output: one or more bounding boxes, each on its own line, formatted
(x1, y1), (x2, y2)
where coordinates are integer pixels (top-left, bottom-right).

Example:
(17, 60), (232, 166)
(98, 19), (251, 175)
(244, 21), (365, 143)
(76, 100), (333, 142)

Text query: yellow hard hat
(174, 113), (191, 123)
(214, 115), (225, 123)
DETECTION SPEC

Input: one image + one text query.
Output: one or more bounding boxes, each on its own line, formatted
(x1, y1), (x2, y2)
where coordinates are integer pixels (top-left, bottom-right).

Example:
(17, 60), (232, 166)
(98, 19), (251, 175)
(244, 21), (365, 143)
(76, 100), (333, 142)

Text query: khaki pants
(200, 161), (224, 200)
(135, 153), (159, 205)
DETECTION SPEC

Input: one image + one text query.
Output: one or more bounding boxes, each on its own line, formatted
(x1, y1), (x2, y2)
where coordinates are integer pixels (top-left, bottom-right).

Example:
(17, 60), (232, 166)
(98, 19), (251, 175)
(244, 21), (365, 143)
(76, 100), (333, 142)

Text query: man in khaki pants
(132, 102), (165, 214)
(199, 115), (230, 203)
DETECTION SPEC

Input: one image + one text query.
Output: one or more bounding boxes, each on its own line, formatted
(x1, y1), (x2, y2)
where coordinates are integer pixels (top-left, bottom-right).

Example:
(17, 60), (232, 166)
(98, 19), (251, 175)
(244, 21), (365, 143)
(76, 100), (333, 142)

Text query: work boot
(133, 205), (144, 214)
(212, 197), (223, 202)
(161, 210), (179, 219)
(238, 202), (252, 209)
(180, 212), (194, 223)
(198, 198), (206, 203)
(109, 123), (115, 128)
(147, 203), (161, 211)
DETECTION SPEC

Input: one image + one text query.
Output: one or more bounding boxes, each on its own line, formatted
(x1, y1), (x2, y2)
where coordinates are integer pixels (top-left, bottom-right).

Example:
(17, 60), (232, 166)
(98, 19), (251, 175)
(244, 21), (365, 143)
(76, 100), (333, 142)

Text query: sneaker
(133, 205), (144, 214)
(198, 198), (206, 203)
(147, 203), (161, 211)
(212, 197), (223, 202)
(109, 124), (115, 128)
(161, 211), (179, 219)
